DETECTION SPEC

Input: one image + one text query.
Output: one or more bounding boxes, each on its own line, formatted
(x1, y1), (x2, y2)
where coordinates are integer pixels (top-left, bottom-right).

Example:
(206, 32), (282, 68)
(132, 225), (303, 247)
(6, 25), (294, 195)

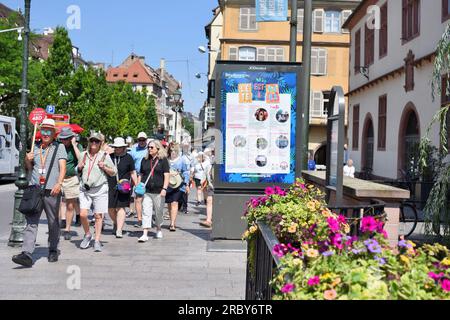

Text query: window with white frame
(325, 11), (341, 33)
(239, 7), (257, 31)
(256, 47), (284, 61)
(313, 9), (324, 33)
(257, 48), (266, 61)
(311, 48), (327, 75)
(297, 9), (304, 33)
(310, 91), (324, 118)
(229, 47), (238, 60)
(238, 47), (257, 61)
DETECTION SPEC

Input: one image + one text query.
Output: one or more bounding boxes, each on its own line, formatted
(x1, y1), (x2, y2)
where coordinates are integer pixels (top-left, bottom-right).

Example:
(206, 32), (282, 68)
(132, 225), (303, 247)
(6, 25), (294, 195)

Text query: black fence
(245, 201), (386, 300)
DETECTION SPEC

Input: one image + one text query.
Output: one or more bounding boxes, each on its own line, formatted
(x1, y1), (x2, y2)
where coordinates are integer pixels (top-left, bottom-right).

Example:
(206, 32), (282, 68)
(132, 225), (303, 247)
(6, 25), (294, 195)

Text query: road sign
(46, 105), (56, 114)
(46, 114), (70, 127)
(28, 108), (47, 125)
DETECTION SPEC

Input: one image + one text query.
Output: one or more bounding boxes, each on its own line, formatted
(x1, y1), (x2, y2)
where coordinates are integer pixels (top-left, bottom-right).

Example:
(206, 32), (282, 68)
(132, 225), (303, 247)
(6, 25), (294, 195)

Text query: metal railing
(245, 201), (386, 300)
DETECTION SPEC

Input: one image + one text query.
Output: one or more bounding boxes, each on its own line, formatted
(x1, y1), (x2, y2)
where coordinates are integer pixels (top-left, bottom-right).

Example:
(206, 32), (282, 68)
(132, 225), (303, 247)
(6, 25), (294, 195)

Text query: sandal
(200, 221), (212, 228)
(169, 225), (176, 232)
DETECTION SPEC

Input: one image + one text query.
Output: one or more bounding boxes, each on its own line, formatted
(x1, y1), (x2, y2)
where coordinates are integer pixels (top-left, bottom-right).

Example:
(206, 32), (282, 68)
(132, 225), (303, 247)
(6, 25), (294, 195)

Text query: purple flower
(265, 187), (276, 196)
(307, 276), (320, 287)
(365, 239), (382, 254)
(374, 256), (386, 265)
(398, 240), (412, 249)
(352, 248), (363, 254)
(322, 251), (334, 257)
(330, 234), (344, 250)
(281, 283), (295, 293)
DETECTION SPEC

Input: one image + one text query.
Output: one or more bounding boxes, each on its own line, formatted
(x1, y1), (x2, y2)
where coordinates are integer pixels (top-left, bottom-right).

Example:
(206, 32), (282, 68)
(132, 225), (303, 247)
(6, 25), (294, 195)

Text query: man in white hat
(129, 132), (149, 227)
(13, 119), (68, 267)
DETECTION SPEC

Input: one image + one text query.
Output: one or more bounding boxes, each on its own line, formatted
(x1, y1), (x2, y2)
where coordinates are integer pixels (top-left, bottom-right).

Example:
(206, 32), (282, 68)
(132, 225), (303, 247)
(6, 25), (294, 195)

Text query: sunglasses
(138, 139), (147, 142)
(90, 139), (101, 144)
(40, 130), (53, 136)
(148, 146), (158, 150)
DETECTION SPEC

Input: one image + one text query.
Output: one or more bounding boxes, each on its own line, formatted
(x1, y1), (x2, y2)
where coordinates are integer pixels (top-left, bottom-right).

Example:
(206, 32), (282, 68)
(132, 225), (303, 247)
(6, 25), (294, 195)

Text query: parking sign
(46, 105), (55, 114)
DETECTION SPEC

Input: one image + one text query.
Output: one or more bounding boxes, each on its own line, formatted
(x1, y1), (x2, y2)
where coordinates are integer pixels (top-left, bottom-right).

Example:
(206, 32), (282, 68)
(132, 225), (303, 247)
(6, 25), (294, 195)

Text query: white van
(0, 116), (20, 180)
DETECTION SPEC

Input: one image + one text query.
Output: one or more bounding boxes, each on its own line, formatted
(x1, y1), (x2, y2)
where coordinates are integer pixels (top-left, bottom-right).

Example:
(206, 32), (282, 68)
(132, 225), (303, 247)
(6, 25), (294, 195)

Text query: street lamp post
(8, 0), (31, 247)
(172, 89), (182, 143)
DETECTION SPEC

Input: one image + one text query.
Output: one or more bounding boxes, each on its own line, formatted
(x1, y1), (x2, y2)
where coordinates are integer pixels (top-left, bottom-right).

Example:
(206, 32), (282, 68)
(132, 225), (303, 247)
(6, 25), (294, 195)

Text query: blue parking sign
(46, 105), (55, 114)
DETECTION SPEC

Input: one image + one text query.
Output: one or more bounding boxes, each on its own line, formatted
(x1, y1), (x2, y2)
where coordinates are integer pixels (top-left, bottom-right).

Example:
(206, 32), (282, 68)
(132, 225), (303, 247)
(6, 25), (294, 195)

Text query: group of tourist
(12, 119), (215, 268)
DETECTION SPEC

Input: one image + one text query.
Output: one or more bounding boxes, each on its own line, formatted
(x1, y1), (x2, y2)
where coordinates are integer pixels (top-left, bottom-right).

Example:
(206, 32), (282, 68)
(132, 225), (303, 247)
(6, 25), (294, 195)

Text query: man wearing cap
(12, 119), (67, 267)
(128, 132), (149, 228)
(58, 127), (83, 241)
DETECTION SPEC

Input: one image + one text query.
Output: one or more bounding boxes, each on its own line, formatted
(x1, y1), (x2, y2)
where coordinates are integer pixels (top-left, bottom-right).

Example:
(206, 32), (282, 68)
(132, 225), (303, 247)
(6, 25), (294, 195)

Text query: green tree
(419, 24), (450, 240)
(182, 117), (194, 138)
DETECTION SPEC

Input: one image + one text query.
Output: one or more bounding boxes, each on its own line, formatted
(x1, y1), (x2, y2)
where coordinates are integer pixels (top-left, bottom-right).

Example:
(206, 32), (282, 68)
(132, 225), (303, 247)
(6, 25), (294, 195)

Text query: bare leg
(135, 197), (143, 221)
(206, 196), (213, 224)
(170, 202), (178, 227)
(94, 214), (103, 242)
(65, 199), (76, 232)
(116, 208), (126, 232)
(80, 209), (91, 235)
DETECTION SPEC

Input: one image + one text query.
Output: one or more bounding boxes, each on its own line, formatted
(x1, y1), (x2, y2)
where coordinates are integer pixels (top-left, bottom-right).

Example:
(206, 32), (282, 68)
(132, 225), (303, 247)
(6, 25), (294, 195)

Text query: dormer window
(123, 73), (128, 77)
(113, 73), (119, 77)
(133, 73), (139, 78)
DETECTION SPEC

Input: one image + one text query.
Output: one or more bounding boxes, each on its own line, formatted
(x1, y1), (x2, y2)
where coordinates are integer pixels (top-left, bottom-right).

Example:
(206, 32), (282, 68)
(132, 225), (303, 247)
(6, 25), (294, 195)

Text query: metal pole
(300, 0), (312, 170)
(289, 0), (298, 62)
(9, 0), (31, 247)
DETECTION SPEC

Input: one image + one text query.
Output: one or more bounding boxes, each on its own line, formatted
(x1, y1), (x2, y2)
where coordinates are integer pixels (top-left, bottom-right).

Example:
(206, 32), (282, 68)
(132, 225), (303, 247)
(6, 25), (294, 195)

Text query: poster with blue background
(220, 68), (298, 185)
(256, 0), (288, 22)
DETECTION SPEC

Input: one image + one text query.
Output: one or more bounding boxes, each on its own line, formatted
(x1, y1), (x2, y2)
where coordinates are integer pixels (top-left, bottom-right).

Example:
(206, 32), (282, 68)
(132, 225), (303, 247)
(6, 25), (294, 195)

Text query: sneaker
(12, 252), (33, 268)
(80, 234), (92, 249)
(155, 231), (163, 239)
(138, 235), (149, 243)
(126, 210), (135, 218)
(134, 221), (142, 228)
(116, 230), (123, 239)
(196, 201), (200, 207)
(63, 231), (72, 241)
(163, 214), (170, 221)
(48, 250), (59, 263)
(94, 241), (103, 252)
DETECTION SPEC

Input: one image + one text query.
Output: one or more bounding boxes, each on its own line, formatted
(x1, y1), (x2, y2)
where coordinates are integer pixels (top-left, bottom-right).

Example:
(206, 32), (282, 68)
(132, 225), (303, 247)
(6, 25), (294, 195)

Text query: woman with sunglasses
(77, 132), (116, 252)
(138, 140), (170, 242)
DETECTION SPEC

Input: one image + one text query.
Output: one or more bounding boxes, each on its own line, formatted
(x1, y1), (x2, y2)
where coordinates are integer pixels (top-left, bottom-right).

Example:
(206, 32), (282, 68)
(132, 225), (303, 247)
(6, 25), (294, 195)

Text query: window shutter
(229, 47), (238, 60)
(355, 29), (361, 73)
(257, 48), (266, 61)
(341, 10), (352, 33)
(413, 0), (420, 36)
(311, 48), (319, 74)
(240, 8), (248, 30)
(318, 49), (327, 75)
(267, 48), (276, 61)
(311, 91), (323, 117)
(352, 105), (360, 150)
(297, 9), (304, 33)
(276, 48), (284, 61)
(378, 95), (387, 150)
(313, 9), (324, 33)
(402, 0), (407, 40)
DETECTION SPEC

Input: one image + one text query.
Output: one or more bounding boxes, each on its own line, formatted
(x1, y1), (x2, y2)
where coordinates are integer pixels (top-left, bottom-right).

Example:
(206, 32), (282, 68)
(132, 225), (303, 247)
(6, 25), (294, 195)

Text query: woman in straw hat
(77, 132), (117, 252)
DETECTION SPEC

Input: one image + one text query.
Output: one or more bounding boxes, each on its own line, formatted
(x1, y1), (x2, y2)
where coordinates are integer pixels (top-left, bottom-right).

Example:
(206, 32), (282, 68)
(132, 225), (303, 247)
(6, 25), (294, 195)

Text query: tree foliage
(182, 116), (194, 138)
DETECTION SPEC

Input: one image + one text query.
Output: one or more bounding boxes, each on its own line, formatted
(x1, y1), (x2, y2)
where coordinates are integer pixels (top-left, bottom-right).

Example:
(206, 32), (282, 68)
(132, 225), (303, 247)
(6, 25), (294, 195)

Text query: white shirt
(194, 159), (210, 181)
(344, 165), (355, 178)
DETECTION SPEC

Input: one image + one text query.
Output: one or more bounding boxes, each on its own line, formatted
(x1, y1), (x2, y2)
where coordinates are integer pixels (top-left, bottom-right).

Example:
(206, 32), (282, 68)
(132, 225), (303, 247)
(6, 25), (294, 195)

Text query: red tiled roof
(106, 59), (157, 84)
(31, 35), (54, 60)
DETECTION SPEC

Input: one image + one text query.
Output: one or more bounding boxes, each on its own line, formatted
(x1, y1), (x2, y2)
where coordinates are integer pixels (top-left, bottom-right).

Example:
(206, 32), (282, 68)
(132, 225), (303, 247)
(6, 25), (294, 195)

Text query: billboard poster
(256, 0), (288, 22)
(218, 65), (299, 185)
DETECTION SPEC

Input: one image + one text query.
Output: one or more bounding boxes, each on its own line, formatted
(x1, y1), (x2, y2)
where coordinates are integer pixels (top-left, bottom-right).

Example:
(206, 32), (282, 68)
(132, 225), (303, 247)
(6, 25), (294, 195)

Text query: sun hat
(110, 137), (128, 148)
(40, 119), (56, 130)
(169, 170), (183, 189)
(58, 127), (75, 140)
(89, 132), (104, 142)
(138, 132), (148, 140)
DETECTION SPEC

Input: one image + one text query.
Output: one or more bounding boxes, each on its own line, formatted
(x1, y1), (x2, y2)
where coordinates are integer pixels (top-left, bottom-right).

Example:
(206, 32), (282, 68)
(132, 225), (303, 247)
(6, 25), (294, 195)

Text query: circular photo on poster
(256, 137), (268, 150)
(255, 108), (269, 122)
(276, 110), (290, 123)
(276, 135), (289, 149)
(280, 161), (289, 170)
(233, 135), (247, 148)
(256, 155), (268, 167)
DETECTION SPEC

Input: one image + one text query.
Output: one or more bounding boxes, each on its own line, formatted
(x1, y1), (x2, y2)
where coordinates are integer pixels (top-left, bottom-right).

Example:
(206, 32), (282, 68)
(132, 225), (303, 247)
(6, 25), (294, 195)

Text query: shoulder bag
(19, 143), (59, 216)
(135, 158), (159, 196)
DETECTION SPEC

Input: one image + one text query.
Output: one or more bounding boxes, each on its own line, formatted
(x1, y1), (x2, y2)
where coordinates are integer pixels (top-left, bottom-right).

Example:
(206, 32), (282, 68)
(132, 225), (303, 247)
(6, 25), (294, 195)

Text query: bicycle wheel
(398, 203), (418, 238)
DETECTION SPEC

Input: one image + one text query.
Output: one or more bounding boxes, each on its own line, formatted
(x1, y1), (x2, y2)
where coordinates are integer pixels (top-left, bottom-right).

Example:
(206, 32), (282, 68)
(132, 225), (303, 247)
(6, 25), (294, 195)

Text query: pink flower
(327, 217), (340, 233)
(250, 198), (259, 208)
(381, 230), (388, 239)
(361, 216), (378, 233)
(338, 215), (347, 224)
(265, 187), (276, 196)
(307, 276), (320, 286)
(281, 283), (295, 293)
(330, 233), (344, 250)
(441, 279), (450, 292)
(274, 186), (287, 196)
(324, 289), (338, 300)
(428, 272), (445, 281)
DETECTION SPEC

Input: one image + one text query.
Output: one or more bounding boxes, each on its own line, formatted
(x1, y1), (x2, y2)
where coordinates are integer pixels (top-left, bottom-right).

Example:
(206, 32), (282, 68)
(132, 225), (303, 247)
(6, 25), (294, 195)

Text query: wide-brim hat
(110, 137), (128, 148)
(58, 127), (75, 140)
(169, 170), (183, 189)
(40, 119), (56, 130)
(89, 132), (104, 142)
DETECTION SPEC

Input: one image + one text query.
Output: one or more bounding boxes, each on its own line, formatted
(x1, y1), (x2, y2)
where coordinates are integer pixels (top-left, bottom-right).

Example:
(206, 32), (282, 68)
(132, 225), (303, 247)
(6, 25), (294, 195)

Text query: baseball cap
(138, 132), (148, 140)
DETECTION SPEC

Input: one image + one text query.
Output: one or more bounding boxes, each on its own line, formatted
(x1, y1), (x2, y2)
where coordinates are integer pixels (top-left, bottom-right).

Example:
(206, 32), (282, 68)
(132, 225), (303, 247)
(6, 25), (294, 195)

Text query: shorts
(205, 186), (214, 197)
(194, 178), (202, 188)
(62, 176), (80, 200)
(79, 184), (109, 214)
(109, 187), (132, 209)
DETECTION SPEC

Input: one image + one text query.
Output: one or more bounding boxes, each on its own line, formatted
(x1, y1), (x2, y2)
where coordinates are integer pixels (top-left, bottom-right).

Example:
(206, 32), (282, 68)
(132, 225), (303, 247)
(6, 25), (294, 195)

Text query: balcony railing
(245, 200), (386, 300)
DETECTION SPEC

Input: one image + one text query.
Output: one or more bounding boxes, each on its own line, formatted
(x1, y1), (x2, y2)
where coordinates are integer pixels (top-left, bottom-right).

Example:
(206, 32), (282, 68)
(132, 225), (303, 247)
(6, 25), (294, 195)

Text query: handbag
(135, 158), (159, 196)
(19, 143), (59, 216)
(114, 155), (131, 194)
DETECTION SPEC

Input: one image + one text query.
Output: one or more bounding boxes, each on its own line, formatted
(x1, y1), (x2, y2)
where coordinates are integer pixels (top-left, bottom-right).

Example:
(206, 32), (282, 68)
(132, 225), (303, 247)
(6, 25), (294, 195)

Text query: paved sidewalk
(0, 200), (247, 300)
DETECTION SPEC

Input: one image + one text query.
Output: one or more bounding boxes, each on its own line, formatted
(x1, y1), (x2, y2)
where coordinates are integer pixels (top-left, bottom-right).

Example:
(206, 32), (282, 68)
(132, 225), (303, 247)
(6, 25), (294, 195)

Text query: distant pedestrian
(192, 152), (210, 206)
(137, 140), (170, 242)
(166, 144), (190, 232)
(12, 119), (67, 268)
(108, 137), (138, 238)
(59, 127), (83, 241)
(200, 154), (214, 229)
(129, 132), (149, 226)
(344, 159), (356, 178)
(179, 143), (193, 214)
(78, 132), (117, 252)
(344, 144), (349, 166)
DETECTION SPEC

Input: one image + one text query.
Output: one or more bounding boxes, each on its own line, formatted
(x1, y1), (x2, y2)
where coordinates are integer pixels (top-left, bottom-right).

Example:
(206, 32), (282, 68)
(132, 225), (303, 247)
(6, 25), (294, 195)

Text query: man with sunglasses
(58, 127), (83, 241)
(12, 119), (67, 267)
(129, 132), (149, 228)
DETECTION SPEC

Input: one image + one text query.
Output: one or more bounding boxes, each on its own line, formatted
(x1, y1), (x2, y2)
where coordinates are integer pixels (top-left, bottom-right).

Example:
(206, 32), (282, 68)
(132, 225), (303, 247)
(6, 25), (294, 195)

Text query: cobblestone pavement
(0, 199), (247, 300)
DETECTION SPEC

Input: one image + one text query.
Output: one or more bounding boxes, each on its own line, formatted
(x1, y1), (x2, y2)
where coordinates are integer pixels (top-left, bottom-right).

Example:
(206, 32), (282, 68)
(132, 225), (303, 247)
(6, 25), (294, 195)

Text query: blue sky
(3, 0), (217, 115)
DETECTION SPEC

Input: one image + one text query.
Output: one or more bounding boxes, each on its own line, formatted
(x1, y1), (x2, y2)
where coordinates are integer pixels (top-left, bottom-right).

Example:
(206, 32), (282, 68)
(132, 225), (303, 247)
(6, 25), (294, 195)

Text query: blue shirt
(129, 145), (147, 174)
(308, 160), (316, 171)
